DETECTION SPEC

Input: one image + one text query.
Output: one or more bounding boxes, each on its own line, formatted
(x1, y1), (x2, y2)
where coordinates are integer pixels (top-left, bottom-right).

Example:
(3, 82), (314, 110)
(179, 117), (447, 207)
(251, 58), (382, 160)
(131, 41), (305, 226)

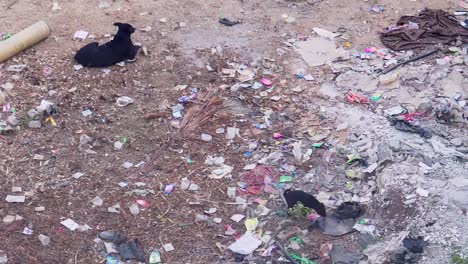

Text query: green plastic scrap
(289, 236), (302, 244)
(290, 253), (316, 264)
(120, 137), (127, 143)
(370, 93), (382, 101)
(279, 175), (294, 183)
(346, 154), (360, 164)
(311, 142), (324, 148)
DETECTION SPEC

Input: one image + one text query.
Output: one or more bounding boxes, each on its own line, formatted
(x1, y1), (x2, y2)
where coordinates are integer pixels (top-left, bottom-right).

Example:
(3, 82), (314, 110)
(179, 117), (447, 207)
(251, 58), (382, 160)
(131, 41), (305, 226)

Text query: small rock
(449, 177), (468, 188)
(383, 105), (405, 116)
(201, 133), (212, 142)
(28, 120), (42, 129)
(289, 240), (301, 250)
(195, 214), (209, 222)
(3, 215), (15, 224)
(416, 187), (429, 197)
(336, 122), (349, 131)
(27, 109), (40, 119)
(188, 183), (200, 191)
(38, 234), (50, 246)
(180, 178), (190, 190)
(107, 206), (120, 213)
(79, 134), (93, 145)
(122, 162), (134, 169)
(387, 140), (401, 152)
(0, 251), (7, 264)
(450, 138), (463, 147)
(33, 154), (44, 160)
(7, 115), (20, 126)
(11, 187), (22, 192)
(418, 102), (432, 112)
(35, 206), (45, 212)
(129, 203), (140, 216)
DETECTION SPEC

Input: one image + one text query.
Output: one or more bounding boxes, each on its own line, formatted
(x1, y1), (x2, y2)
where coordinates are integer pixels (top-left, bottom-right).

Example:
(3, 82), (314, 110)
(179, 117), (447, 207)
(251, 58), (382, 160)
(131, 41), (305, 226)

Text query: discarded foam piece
(0, 21), (51, 63)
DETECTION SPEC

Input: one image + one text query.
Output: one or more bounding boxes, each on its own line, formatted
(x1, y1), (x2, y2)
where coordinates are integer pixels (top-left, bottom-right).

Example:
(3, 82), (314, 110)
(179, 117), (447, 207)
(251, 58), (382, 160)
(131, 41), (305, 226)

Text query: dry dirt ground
(0, 0), (465, 263)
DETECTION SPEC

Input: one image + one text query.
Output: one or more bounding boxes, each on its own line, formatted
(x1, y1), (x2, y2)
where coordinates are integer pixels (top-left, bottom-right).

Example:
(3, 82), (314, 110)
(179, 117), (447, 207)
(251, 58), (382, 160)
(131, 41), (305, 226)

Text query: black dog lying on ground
(284, 189), (327, 217)
(74, 23), (140, 67)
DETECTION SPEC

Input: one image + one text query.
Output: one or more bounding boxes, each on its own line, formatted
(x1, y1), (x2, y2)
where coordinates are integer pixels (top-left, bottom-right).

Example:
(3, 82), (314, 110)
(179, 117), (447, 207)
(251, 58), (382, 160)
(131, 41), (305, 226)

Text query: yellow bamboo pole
(0, 21), (51, 63)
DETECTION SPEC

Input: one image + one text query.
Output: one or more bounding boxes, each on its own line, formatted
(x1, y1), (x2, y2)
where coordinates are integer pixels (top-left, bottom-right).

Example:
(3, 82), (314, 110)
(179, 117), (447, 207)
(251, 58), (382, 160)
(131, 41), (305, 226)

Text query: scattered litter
(163, 243), (174, 252)
(60, 219), (80, 231)
(38, 234), (50, 246)
(81, 109), (92, 117)
(230, 214), (245, 222)
(35, 206), (45, 212)
(226, 127), (240, 140)
(209, 164), (233, 179)
(346, 93), (369, 104)
(5, 195), (25, 203)
(228, 232), (262, 255)
(149, 251), (161, 264)
(240, 165), (280, 195)
(23, 227), (34, 235)
(91, 196), (104, 206)
(72, 172), (85, 179)
(73, 30), (89, 40)
(260, 78), (273, 86)
(116, 96), (134, 107)
(353, 223), (376, 234)
(313, 27), (339, 39)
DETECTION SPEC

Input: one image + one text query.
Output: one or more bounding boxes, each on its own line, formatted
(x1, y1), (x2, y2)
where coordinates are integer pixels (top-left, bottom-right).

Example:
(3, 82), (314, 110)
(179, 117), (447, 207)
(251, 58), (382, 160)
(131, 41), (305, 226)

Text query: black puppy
(284, 189), (327, 217)
(74, 23), (140, 67)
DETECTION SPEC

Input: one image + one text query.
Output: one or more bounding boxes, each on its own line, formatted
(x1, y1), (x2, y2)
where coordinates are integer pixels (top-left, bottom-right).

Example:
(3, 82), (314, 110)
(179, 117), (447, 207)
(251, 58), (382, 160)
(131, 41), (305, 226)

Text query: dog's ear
(114, 23), (135, 34)
(128, 25), (136, 34)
